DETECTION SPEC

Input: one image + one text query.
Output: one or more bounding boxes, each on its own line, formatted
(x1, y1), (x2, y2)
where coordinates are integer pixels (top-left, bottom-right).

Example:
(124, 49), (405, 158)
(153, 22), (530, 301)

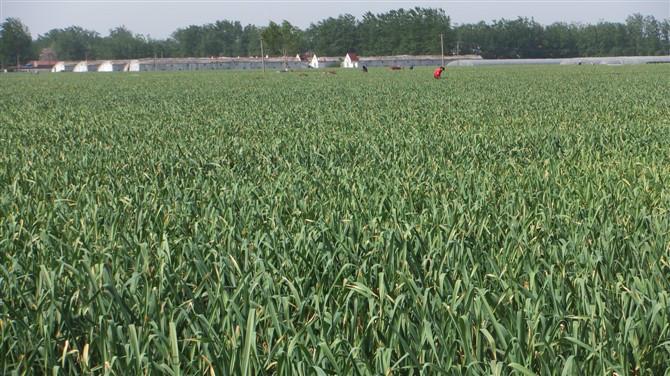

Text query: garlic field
(1, 66), (670, 374)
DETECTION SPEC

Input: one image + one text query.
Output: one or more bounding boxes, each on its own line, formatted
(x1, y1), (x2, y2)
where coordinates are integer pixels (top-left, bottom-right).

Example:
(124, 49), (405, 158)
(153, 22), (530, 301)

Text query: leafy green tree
(260, 21), (282, 55)
(35, 26), (99, 60)
(95, 26), (147, 59)
(356, 8), (451, 56)
(241, 25), (262, 56)
(305, 14), (358, 56)
(662, 19), (670, 55)
(357, 12), (379, 54)
(0, 18), (34, 67)
(172, 25), (205, 57)
(261, 21), (302, 56)
(454, 22), (489, 56)
(641, 15), (662, 55)
(280, 21), (303, 55)
(212, 20), (245, 56)
(8, 10), (670, 62)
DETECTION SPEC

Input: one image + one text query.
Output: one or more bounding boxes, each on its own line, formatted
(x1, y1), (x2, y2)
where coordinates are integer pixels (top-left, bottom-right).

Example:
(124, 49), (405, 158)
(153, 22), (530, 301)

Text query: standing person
(433, 66), (445, 79)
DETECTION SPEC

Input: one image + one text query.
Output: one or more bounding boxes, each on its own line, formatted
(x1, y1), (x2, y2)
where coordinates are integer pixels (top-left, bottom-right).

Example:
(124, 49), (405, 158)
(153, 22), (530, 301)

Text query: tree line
(1, 8), (669, 67)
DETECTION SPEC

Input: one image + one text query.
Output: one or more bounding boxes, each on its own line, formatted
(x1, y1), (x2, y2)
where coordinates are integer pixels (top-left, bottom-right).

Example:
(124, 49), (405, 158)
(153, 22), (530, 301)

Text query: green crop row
(1, 66), (670, 375)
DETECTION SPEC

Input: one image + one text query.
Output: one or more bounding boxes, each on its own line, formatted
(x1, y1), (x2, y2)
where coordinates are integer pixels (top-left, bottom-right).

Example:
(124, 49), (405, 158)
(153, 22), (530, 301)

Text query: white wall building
(342, 53), (359, 68)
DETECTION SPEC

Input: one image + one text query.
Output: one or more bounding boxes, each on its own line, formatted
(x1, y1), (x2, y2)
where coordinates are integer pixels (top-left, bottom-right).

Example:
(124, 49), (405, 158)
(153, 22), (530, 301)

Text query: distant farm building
(359, 55), (477, 68)
(45, 55), (478, 73)
(297, 53), (320, 68)
(124, 60), (140, 72)
(98, 61), (127, 72)
(51, 61), (77, 72)
(23, 60), (58, 72)
(342, 53), (359, 68)
(309, 55), (333, 68)
(448, 56), (670, 67)
(97, 61), (114, 72)
(133, 57), (316, 71)
(51, 62), (64, 72)
(21, 54), (670, 74)
(45, 55), (481, 73)
(314, 56), (340, 68)
(73, 61), (89, 72)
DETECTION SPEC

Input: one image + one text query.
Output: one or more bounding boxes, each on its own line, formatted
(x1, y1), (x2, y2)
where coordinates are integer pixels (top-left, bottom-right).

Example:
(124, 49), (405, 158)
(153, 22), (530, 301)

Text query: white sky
(2, 0), (669, 39)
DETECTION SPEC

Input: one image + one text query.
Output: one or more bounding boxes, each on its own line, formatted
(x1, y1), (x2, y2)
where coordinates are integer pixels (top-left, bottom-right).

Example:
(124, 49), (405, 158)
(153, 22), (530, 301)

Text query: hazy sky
(2, 0), (669, 39)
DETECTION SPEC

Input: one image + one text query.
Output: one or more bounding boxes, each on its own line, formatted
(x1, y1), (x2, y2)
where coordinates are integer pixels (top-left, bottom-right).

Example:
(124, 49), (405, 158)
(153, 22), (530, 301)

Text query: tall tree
(305, 14), (358, 56)
(626, 14), (645, 55)
(261, 21), (302, 56)
(6, 10), (670, 62)
(96, 26), (147, 59)
(662, 19), (670, 55)
(172, 25), (205, 57)
(0, 18), (33, 67)
(35, 26), (99, 60)
(240, 25), (262, 56)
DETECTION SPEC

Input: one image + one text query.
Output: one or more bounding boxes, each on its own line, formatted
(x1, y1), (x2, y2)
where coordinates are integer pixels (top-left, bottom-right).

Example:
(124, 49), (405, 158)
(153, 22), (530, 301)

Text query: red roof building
(26, 60), (59, 69)
(342, 53), (360, 68)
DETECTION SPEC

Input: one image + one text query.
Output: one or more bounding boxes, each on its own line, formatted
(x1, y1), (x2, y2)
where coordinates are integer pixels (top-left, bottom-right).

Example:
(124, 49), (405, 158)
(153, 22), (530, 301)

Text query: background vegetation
(1, 8), (669, 66)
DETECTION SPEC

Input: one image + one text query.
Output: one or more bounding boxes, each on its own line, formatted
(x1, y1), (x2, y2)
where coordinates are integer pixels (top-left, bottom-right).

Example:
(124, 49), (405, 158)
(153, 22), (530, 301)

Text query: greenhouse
(123, 60), (140, 72)
(97, 61), (127, 72)
(51, 61), (77, 72)
(449, 56), (670, 67)
(73, 61), (89, 72)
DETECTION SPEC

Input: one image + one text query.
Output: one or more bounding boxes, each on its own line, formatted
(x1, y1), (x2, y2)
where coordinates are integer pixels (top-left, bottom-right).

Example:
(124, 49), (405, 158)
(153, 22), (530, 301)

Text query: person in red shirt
(433, 66), (445, 79)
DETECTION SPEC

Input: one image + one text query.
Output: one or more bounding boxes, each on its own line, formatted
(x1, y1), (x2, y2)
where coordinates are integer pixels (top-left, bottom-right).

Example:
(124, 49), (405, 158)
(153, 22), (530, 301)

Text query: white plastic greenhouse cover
(449, 56), (670, 67)
(448, 58), (563, 67)
(73, 61), (88, 72)
(124, 60), (140, 72)
(51, 62), (65, 72)
(98, 61), (114, 72)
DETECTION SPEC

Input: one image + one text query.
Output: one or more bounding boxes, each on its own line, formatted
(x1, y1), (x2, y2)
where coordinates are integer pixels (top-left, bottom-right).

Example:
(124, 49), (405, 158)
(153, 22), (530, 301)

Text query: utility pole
(440, 33), (445, 66)
(260, 38), (266, 73)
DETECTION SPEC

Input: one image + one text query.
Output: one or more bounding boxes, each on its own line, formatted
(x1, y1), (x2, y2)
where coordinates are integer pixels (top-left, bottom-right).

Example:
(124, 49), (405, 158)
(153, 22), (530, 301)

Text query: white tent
(73, 61), (88, 72)
(309, 54), (319, 68)
(51, 61), (65, 72)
